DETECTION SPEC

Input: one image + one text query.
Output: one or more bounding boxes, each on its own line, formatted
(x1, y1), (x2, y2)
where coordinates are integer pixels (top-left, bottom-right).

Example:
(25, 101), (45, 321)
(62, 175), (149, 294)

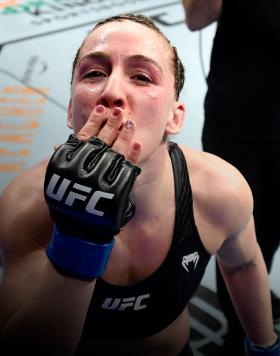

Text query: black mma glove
(44, 134), (141, 279)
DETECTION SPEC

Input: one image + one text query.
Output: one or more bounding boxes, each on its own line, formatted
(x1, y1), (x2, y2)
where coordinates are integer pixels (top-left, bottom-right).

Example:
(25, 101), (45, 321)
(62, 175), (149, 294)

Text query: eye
(132, 73), (152, 83)
(84, 70), (107, 79)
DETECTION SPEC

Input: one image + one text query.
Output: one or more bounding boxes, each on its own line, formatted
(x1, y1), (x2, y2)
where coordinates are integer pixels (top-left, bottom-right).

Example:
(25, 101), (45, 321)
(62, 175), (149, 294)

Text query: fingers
(98, 107), (123, 144)
(76, 105), (141, 164)
(77, 105), (109, 141)
(112, 120), (141, 165)
(126, 142), (141, 165)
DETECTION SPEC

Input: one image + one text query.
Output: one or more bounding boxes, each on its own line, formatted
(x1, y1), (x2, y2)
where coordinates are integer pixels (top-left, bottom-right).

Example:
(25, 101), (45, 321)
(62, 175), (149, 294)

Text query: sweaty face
(68, 20), (183, 161)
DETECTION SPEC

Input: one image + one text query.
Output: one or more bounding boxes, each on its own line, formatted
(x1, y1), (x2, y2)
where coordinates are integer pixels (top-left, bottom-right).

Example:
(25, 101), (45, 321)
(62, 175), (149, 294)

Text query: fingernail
(133, 142), (141, 151)
(125, 120), (134, 129)
(113, 107), (122, 117)
(95, 105), (104, 113)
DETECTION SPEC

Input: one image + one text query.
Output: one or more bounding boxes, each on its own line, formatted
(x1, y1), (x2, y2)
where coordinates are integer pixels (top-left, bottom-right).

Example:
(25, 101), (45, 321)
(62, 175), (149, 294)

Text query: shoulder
(179, 145), (253, 241)
(1, 158), (49, 208)
(0, 158), (52, 256)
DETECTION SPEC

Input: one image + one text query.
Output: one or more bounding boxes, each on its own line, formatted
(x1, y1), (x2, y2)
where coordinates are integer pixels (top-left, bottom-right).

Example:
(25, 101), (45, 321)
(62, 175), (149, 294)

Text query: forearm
(182, 0), (222, 30)
(1, 261), (96, 355)
(219, 244), (276, 346)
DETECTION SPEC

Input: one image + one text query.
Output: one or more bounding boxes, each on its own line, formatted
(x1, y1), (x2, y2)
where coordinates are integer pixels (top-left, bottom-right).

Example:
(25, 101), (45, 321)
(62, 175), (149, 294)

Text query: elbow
(184, 6), (220, 31)
(186, 21), (203, 32)
(185, 14), (211, 31)
(184, 12), (202, 31)
(182, 7), (202, 31)
(186, 19), (200, 32)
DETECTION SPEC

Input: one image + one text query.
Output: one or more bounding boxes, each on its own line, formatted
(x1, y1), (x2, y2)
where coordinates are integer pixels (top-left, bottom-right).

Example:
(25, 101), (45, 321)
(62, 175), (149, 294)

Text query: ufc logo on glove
(46, 173), (114, 217)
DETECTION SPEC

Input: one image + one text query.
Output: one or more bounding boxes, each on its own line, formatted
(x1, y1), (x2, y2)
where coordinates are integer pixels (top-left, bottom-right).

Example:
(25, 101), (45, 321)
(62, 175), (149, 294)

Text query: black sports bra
(79, 142), (211, 340)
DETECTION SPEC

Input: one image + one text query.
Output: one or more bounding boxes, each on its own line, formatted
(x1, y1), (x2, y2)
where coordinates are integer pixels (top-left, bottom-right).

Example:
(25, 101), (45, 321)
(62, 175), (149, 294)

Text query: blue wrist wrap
(244, 336), (280, 356)
(46, 225), (115, 279)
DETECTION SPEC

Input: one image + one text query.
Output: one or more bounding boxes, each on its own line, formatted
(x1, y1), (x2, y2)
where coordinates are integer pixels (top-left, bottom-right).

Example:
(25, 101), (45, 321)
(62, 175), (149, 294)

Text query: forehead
(79, 20), (173, 69)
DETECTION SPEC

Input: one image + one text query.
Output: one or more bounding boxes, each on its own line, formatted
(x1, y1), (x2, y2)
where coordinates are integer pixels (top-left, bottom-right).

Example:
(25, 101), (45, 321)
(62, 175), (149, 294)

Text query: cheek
(134, 104), (168, 146)
(138, 94), (171, 129)
(71, 86), (98, 133)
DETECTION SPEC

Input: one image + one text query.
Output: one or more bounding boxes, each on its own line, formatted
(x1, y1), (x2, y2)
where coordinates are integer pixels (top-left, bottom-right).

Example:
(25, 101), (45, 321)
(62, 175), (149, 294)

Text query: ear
(67, 99), (73, 129)
(165, 102), (186, 135)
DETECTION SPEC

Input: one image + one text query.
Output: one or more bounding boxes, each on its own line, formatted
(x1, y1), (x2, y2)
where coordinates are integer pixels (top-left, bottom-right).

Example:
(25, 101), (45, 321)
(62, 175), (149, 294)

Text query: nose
(97, 72), (127, 109)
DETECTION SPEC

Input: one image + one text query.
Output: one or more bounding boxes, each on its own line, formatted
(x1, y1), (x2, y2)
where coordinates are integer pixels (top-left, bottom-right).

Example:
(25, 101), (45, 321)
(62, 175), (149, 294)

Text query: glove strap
(46, 225), (115, 280)
(244, 336), (280, 356)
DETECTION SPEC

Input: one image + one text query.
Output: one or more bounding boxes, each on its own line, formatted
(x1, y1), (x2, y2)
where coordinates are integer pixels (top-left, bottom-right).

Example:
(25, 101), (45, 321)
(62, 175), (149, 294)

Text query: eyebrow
(78, 52), (163, 73)
(125, 54), (163, 73)
(78, 52), (111, 66)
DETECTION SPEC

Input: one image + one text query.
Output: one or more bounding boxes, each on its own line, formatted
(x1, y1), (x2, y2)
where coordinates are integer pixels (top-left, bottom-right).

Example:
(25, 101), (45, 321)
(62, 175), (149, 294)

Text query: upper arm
(211, 165), (258, 270)
(186, 148), (256, 264)
(182, 0), (223, 31)
(216, 216), (258, 271)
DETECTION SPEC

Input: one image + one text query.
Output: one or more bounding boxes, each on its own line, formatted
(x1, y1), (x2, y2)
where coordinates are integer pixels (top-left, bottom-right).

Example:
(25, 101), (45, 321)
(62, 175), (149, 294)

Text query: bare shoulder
(179, 145), (253, 242)
(0, 158), (52, 257)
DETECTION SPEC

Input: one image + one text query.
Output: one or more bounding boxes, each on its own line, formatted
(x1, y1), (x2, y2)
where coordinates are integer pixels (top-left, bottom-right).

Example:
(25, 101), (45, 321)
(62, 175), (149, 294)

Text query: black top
(205, 0), (280, 140)
(78, 142), (211, 341)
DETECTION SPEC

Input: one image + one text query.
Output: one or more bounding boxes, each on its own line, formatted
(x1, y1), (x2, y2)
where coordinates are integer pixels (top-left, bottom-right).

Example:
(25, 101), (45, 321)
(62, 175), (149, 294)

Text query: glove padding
(244, 336), (280, 356)
(44, 134), (141, 244)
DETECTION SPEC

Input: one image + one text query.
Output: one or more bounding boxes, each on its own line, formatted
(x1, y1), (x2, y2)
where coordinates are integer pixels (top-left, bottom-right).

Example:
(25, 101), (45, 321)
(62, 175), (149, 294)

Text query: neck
(131, 142), (174, 219)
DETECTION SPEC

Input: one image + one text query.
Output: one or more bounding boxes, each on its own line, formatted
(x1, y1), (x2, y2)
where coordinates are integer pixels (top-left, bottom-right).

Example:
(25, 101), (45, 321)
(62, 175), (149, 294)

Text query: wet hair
(70, 13), (185, 99)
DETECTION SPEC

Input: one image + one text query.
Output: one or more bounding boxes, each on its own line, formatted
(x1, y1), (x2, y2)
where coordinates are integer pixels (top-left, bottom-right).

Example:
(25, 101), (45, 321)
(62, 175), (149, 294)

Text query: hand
(77, 105), (141, 164)
(53, 105), (141, 163)
(44, 105), (141, 279)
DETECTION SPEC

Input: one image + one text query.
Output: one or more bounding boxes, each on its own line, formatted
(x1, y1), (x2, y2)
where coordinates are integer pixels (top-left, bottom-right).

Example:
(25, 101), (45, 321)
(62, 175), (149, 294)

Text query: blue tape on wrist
(244, 336), (280, 356)
(46, 225), (115, 279)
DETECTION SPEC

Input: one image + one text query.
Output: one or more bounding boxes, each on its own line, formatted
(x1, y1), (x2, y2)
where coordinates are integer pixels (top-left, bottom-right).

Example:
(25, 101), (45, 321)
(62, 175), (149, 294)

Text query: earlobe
(67, 99), (73, 129)
(166, 102), (186, 135)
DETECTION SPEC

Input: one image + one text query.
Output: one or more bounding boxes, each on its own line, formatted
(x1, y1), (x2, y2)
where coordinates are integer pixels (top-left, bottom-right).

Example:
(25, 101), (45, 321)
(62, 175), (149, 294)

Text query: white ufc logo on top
(46, 173), (114, 216)
(101, 294), (150, 311)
